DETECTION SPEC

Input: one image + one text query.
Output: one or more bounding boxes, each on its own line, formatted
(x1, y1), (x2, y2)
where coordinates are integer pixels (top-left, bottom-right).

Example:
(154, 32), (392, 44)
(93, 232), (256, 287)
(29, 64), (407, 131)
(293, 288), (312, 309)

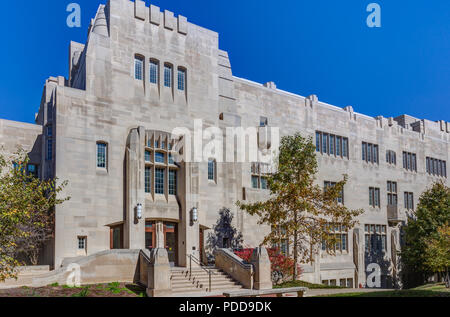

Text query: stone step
(171, 280), (240, 288)
(171, 285), (244, 294)
(171, 276), (232, 283)
(172, 281), (242, 290)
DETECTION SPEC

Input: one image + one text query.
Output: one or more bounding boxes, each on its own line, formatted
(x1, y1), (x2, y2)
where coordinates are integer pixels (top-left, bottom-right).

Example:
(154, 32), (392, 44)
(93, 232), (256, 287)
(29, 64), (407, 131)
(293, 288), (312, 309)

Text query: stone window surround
(369, 187), (381, 208)
(251, 162), (271, 190)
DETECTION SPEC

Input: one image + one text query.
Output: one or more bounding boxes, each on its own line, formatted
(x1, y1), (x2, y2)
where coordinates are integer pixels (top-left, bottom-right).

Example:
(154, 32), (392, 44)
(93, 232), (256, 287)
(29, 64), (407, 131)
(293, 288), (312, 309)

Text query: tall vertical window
(386, 150), (396, 165)
(329, 135), (335, 155)
(362, 142), (378, 164)
(169, 170), (177, 195)
(97, 143), (107, 169)
(365, 224), (386, 253)
(145, 167), (152, 193)
(208, 159), (216, 181)
(387, 181), (398, 206)
(134, 56), (144, 80)
(322, 133), (328, 154)
(342, 138), (348, 158)
(177, 68), (186, 91)
(155, 168), (165, 195)
(403, 151), (417, 172)
(164, 64), (172, 88)
(369, 187), (380, 208)
(404, 192), (414, 210)
(149, 60), (159, 84)
(252, 176), (259, 189)
(78, 236), (87, 251)
(316, 132), (321, 152)
(336, 137), (342, 157)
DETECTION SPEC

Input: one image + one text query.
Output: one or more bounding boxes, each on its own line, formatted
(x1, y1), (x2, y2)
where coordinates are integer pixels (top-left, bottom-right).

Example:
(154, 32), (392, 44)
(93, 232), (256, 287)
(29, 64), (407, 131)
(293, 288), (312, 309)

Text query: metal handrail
(189, 254), (218, 292)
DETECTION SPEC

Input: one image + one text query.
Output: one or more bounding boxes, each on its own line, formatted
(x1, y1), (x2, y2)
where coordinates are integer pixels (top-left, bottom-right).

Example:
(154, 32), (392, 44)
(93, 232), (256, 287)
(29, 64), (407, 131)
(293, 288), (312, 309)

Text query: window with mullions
(369, 187), (380, 208)
(324, 181), (344, 204)
(404, 192), (414, 211)
(386, 150), (397, 165)
(403, 151), (417, 172)
(155, 168), (165, 195)
(164, 64), (172, 88)
(315, 131), (348, 159)
(145, 150), (152, 162)
(169, 169), (177, 195)
(364, 224), (387, 253)
(155, 152), (165, 164)
(251, 162), (270, 190)
(177, 68), (186, 91)
(149, 60), (159, 84)
(321, 224), (348, 253)
(387, 181), (398, 206)
(46, 139), (53, 161)
(362, 142), (379, 164)
(134, 56), (144, 80)
(97, 142), (107, 169)
(145, 167), (151, 193)
(426, 157), (447, 178)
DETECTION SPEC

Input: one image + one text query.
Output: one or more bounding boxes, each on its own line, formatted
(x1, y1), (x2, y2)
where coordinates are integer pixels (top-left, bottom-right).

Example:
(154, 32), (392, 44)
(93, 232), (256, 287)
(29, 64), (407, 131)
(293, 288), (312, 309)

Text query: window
(145, 150), (152, 162)
(149, 60), (159, 84)
(47, 105), (53, 121)
(426, 157), (447, 178)
(155, 152), (165, 164)
(134, 56), (144, 80)
(362, 142), (379, 164)
(404, 192), (414, 211)
(78, 237), (87, 250)
(168, 154), (174, 165)
(97, 142), (107, 169)
(27, 164), (38, 178)
(164, 64), (172, 88)
(322, 224), (348, 252)
(46, 139), (53, 161)
(145, 167), (151, 193)
(46, 125), (53, 137)
(369, 187), (380, 208)
(365, 224), (387, 253)
(208, 159), (216, 181)
(251, 162), (272, 190)
(252, 176), (259, 189)
(324, 181), (344, 204)
(387, 181), (398, 206)
(315, 131), (348, 159)
(386, 150), (396, 165)
(155, 168), (165, 195)
(260, 116), (268, 127)
(403, 151), (417, 172)
(177, 68), (186, 91)
(169, 170), (177, 195)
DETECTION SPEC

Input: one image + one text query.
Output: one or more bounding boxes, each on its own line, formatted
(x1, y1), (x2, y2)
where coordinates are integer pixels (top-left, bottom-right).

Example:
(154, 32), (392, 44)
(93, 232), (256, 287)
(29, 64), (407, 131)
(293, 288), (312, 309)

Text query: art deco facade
(1, 0), (449, 288)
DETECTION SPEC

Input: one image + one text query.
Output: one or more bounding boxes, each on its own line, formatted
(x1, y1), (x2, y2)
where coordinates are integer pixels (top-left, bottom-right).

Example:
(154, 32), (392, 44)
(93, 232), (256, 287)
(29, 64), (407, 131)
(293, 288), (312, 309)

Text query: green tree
(401, 182), (450, 287)
(237, 134), (363, 280)
(0, 149), (69, 281)
(424, 224), (450, 287)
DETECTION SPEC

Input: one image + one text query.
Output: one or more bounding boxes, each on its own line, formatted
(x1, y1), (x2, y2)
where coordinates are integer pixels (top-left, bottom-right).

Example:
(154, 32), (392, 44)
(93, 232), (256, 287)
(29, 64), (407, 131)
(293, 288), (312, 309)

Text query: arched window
(97, 142), (108, 169)
(208, 159), (216, 181)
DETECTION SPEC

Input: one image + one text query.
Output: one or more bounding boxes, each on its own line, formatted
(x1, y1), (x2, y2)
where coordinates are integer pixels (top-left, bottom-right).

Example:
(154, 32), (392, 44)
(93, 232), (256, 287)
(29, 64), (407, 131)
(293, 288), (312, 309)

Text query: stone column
(155, 221), (165, 249)
(147, 248), (172, 297)
(250, 247), (273, 290)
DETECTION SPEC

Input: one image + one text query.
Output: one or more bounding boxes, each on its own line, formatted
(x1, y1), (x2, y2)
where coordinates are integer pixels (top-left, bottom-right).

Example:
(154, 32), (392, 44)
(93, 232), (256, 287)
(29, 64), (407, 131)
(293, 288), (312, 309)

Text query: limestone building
(1, 0), (449, 289)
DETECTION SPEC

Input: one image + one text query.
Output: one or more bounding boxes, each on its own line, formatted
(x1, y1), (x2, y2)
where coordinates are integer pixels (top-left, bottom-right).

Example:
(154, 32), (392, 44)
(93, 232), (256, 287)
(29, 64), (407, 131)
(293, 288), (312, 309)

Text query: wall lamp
(136, 203), (143, 220)
(191, 207), (198, 223)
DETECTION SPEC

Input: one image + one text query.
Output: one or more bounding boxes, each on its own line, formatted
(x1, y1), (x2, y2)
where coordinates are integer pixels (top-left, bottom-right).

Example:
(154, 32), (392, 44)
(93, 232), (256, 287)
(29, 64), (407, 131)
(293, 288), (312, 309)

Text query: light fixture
(137, 203), (143, 220)
(191, 207), (198, 223)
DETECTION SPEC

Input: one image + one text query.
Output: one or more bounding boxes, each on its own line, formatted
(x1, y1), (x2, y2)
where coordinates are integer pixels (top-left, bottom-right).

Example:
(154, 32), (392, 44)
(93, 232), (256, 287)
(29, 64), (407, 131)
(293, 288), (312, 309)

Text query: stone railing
(214, 249), (253, 289)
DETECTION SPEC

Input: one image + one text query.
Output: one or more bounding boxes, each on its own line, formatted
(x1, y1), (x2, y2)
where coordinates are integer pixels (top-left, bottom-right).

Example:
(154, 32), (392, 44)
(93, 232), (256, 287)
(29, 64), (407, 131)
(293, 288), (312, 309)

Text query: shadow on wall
(206, 208), (243, 264)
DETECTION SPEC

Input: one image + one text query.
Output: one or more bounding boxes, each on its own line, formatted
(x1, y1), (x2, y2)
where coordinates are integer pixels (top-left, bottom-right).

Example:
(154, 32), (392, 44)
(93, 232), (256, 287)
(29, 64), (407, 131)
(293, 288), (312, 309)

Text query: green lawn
(319, 283), (450, 297)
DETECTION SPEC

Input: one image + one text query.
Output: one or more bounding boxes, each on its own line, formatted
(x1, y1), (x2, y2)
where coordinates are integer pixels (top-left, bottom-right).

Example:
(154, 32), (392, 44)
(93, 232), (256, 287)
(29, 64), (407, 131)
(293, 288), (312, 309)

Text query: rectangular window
(177, 68), (186, 91)
(46, 125), (53, 137)
(135, 57), (143, 80)
(365, 224), (387, 253)
(403, 151), (417, 172)
(373, 145), (378, 164)
(316, 132), (321, 152)
(155, 152), (165, 164)
(252, 176), (259, 189)
(367, 144), (372, 162)
(330, 135), (335, 155)
(322, 134), (328, 154)
(387, 181), (398, 206)
(362, 142), (367, 161)
(155, 168), (165, 195)
(426, 157), (447, 178)
(169, 170), (177, 195)
(149, 60), (158, 84)
(261, 177), (268, 190)
(342, 138), (348, 158)
(369, 187), (380, 208)
(97, 143), (107, 169)
(164, 64), (172, 88)
(145, 167), (151, 193)
(336, 137), (342, 157)
(404, 192), (414, 210)
(260, 116), (268, 127)
(145, 150), (152, 162)
(208, 160), (216, 181)
(78, 237), (87, 250)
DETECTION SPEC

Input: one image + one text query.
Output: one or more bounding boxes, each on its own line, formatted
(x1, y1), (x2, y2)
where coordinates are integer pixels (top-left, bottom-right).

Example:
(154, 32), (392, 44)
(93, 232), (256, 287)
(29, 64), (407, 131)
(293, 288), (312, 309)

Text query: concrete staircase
(170, 267), (245, 294)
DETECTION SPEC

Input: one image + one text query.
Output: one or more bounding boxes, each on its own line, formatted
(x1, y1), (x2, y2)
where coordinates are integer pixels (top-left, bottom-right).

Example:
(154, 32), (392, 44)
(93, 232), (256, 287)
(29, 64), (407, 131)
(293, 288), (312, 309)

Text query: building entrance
(145, 221), (178, 267)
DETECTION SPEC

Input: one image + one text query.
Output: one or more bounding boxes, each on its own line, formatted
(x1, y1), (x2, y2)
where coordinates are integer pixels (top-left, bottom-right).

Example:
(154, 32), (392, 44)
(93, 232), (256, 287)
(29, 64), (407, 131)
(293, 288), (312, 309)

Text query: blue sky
(0, 0), (448, 124)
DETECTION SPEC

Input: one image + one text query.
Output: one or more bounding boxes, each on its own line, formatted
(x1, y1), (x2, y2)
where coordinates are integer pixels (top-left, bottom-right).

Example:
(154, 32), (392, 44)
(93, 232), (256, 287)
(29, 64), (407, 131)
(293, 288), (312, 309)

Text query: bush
(234, 248), (303, 284)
